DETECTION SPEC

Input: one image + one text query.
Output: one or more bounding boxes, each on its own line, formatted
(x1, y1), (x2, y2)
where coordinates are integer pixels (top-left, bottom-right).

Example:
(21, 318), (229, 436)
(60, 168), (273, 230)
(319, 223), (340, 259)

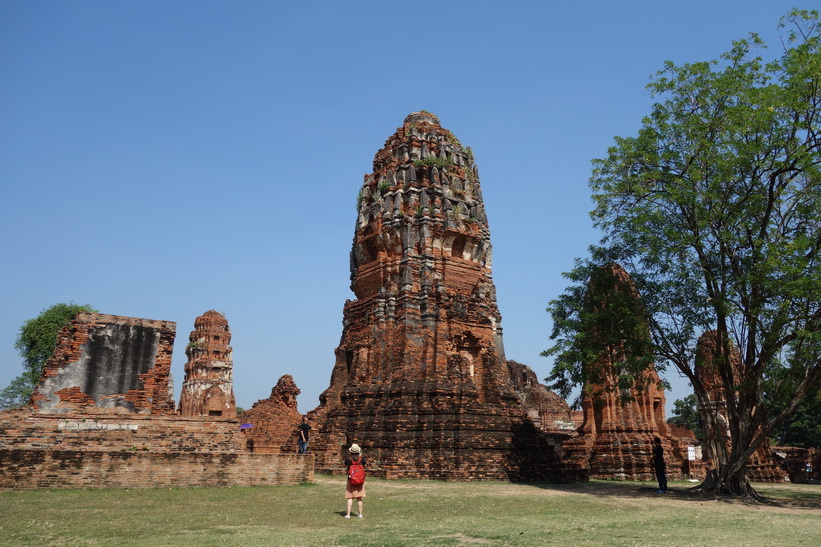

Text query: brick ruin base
(0, 311), (312, 490)
(0, 409), (312, 489)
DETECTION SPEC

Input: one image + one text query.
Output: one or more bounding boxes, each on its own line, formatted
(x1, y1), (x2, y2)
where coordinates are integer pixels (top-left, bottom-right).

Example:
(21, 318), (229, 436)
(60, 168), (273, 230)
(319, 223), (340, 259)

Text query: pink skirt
(345, 480), (366, 499)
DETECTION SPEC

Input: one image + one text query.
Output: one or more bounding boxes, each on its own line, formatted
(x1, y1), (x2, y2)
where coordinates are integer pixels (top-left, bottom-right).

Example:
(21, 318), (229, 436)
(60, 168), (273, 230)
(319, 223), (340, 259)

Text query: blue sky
(0, 1), (805, 414)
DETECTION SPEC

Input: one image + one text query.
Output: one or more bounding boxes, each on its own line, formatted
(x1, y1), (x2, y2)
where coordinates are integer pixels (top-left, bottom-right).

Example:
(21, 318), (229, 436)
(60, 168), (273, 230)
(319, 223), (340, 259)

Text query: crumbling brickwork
(179, 310), (237, 418)
(238, 374), (304, 453)
(30, 313), (176, 415)
(0, 409), (312, 489)
(308, 112), (573, 481)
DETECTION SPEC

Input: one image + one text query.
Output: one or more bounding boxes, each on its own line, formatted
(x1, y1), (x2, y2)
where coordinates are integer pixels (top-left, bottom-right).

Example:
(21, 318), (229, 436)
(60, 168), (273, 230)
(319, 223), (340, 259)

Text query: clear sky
(0, 1), (805, 415)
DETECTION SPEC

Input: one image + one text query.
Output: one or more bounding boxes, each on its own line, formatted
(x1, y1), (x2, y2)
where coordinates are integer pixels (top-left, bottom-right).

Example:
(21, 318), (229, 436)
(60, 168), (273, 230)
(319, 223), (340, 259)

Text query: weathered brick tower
(310, 112), (566, 480)
(560, 263), (686, 480)
(179, 310), (236, 418)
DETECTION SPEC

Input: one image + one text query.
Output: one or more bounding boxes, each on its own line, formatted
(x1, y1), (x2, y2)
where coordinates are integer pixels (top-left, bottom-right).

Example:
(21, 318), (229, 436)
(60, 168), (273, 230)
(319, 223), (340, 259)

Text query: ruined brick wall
(0, 450), (312, 490)
(238, 375), (304, 453)
(0, 409), (312, 489)
(179, 310), (237, 418)
(308, 112), (573, 481)
(561, 264), (690, 480)
(771, 446), (817, 483)
(30, 313), (176, 415)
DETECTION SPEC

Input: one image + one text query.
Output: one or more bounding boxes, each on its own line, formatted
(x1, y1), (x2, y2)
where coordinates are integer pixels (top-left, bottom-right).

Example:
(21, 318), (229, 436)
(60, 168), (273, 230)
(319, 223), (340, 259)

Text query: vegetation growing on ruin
(413, 156), (451, 170)
(186, 340), (203, 352)
(445, 130), (462, 148)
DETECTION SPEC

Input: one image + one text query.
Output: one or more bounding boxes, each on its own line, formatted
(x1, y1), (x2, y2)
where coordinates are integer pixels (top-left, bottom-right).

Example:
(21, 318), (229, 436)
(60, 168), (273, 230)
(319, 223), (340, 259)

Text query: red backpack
(348, 456), (365, 485)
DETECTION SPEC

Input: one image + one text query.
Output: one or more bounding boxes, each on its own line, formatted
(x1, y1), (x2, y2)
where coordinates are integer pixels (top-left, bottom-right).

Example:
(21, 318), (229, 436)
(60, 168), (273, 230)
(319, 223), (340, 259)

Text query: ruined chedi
(694, 331), (783, 482)
(561, 263), (686, 480)
(178, 310), (237, 418)
(309, 112), (567, 480)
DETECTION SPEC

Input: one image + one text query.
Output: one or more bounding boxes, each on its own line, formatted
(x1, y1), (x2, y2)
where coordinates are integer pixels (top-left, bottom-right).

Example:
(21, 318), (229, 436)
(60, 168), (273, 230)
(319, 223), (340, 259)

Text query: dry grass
(0, 476), (818, 546)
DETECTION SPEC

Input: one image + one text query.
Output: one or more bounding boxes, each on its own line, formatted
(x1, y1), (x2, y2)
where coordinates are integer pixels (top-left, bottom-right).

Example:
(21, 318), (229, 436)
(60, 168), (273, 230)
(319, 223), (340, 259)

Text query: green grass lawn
(0, 476), (818, 546)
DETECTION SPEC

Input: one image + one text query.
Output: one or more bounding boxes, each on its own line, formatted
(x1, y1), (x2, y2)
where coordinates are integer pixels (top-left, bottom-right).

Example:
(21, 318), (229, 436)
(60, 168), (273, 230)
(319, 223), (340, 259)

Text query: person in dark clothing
(297, 416), (312, 454)
(344, 444), (366, 518)
(652, 436), (668, 493)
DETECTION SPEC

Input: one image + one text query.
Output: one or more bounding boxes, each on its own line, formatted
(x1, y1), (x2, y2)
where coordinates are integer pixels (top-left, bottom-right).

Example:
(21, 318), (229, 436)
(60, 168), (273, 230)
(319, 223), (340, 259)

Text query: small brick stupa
(178, 310), (236, 418)
(309, 112), (568, 481)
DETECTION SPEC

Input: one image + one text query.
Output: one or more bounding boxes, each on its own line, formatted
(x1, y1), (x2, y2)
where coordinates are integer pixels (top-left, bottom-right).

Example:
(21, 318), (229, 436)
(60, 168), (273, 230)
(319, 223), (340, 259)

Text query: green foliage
(413, 156), (452, 170)
(772, 383), (821, 447)
(543, 261), (658, 403)
(667, 394), (703, 440)
(465, 166), (475, 182)
(378, 178), (390, 193)
(1, 302), (97, 409)
(545, 10), (821, 494)
(356, 189), (364, 211)
(186, 340), (203, 351)
(0, 375), (34, 411)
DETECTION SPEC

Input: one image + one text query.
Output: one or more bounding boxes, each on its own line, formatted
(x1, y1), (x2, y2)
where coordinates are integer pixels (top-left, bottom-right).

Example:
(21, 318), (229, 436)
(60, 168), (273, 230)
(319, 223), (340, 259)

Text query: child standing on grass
(344, 444), (366, 518)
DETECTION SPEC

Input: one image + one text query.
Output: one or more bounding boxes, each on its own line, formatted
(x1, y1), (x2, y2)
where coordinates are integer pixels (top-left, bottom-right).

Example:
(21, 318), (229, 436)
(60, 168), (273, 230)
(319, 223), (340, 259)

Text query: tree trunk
(695, 393), (763, 500)
(699, 464), (762, 501)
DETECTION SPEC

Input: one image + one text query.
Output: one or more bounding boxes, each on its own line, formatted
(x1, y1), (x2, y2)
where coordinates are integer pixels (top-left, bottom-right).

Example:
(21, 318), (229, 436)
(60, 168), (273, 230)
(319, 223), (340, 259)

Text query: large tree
(771, 383), (821, 448)
(545, 10), (821, 499)
(668, 394), (703, 441)
(0, 302), (97, 410)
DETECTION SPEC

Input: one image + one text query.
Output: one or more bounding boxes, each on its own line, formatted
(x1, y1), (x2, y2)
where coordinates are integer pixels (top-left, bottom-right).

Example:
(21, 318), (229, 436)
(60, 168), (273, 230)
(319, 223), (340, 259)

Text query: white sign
(687, 446), (696, 461)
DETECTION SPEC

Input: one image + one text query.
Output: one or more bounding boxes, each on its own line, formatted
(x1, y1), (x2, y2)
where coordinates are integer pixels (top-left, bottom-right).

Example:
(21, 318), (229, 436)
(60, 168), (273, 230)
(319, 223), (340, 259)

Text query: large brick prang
(309, 112), (572, 481)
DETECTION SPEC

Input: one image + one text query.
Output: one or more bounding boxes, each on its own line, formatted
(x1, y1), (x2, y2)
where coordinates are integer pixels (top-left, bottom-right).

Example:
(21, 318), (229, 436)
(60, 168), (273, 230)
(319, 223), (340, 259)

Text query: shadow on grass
(521, 479), (821, 511)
